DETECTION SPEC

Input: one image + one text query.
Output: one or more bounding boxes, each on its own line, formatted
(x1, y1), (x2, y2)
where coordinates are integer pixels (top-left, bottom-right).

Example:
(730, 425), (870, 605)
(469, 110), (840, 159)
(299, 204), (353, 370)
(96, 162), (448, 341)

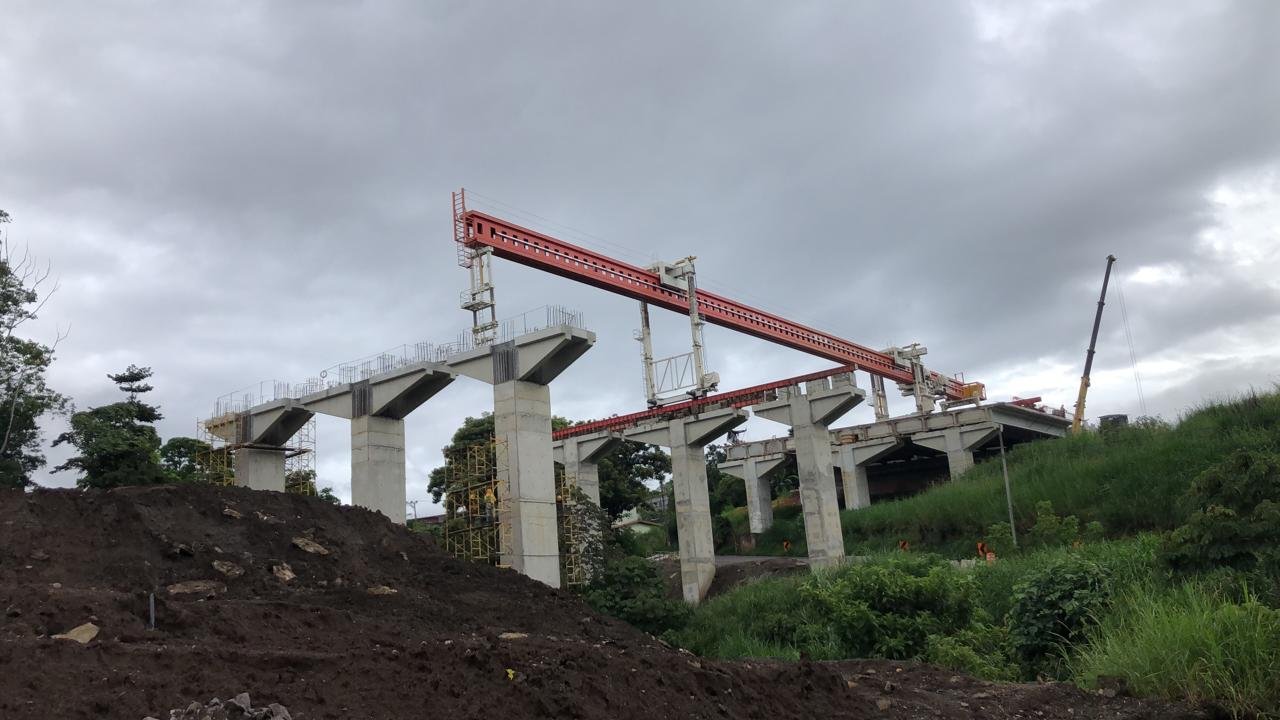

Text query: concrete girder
(835, 437), (902, 510)
(624, 407), (748, 605)
(752, 374), (865, 569)
(912, 423), (1000, 478)
(719, 452), (786, 534)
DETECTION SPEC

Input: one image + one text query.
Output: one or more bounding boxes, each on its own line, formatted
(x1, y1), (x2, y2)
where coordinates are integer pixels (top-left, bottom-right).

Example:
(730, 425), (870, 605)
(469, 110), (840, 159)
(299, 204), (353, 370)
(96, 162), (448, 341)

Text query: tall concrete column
(754, 374), (864, 569)
(494, 379), (561, 585)
(447, 326), (594, 588)
(302, 362), (455, 524)
(350, 415), (406, 522)
(913, 423), (999, 480)
(719, 453), (786, 534)
(835, 437), (901, 510)
(234, 447), (287, 492)
(626, 407), (747, 605)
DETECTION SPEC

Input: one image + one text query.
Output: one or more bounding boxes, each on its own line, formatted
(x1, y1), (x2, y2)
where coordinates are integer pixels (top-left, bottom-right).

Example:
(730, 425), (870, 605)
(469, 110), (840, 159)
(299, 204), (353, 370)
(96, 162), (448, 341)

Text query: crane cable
(1116, 279), (1148, 417)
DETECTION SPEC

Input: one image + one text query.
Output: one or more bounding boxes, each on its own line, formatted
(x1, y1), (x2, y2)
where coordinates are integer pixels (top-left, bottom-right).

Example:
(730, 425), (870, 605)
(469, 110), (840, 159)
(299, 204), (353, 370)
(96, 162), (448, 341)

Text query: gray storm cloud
(3, 0), (1278, 505)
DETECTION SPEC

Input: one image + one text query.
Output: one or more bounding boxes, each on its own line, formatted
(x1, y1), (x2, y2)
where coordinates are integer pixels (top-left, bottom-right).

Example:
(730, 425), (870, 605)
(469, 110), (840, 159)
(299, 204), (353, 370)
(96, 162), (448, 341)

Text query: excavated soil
(0, 485), (1202, 719)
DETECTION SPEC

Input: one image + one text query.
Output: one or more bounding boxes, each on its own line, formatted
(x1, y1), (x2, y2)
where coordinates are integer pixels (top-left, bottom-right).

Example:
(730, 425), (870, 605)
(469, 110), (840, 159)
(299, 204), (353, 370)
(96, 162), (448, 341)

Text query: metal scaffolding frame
(443, 439), (511, 567)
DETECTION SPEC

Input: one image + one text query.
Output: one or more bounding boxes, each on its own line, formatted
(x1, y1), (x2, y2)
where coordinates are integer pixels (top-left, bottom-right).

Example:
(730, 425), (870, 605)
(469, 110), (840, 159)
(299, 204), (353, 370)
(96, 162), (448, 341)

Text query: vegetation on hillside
(664, 391), (1280, 719)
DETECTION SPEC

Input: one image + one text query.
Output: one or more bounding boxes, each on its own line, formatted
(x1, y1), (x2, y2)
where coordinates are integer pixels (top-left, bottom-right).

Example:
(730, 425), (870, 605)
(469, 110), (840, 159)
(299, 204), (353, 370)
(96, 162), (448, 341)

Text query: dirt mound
(0, 485), (1200, 719)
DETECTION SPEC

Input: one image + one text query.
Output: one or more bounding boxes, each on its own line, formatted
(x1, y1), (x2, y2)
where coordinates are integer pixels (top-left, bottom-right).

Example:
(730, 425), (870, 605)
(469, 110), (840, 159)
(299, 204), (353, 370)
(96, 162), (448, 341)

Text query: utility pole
(1072, 255), (1117, 434)
(406, 499), (420, 520)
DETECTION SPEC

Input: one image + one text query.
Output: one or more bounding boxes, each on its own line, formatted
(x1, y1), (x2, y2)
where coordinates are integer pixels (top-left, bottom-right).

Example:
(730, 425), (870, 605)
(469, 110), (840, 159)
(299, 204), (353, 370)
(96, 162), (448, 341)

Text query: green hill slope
(837, 389), (1280, 556)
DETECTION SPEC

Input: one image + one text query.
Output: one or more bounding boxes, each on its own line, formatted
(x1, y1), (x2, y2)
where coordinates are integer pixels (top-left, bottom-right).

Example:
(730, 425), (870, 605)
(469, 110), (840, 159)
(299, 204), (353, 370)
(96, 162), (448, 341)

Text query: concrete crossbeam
(912, 423), (1000, 479)
(626, 407), (748, 605)
(754, 374), (865, 569)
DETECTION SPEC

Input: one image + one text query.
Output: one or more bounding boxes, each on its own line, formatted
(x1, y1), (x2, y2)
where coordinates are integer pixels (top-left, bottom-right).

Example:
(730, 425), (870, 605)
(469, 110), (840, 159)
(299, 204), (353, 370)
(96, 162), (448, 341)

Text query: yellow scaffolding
(443, 439), (510, 567)
(556, 466), (586, 588)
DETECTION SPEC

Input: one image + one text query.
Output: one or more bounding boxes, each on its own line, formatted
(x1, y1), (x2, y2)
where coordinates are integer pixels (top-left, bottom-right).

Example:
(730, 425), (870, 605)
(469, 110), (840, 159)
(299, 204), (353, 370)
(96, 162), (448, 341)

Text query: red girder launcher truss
(451, 189), (985, 408)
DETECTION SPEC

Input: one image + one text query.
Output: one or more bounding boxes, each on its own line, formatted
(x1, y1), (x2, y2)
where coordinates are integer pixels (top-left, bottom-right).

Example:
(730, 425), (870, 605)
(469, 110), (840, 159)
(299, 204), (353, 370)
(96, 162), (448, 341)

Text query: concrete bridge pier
(552, 430), (622, 509)
(835, 437), (902, 510)
(302, 362), (455, 523)
(754, 374), (865, 569)
(720, 447), (787, 534)
(208, 400), (314, 492)
(912, 423), (999, 479)
(626, 407), (748, 605)
(448, 326), (595, 588)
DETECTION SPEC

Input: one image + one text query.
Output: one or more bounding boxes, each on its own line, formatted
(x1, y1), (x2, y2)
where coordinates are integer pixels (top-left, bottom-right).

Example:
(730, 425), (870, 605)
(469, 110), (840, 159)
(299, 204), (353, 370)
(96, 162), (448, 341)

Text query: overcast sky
(4, 0), (1278, 510)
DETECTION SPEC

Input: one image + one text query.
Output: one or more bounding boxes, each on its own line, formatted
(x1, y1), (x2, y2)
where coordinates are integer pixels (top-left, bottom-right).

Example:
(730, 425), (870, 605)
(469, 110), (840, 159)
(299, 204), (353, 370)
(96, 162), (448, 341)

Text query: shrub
(667, 576), (828, 657)
(1008, 555), (1109, 677)
(924, 624), (1019, 682)
(1073, 583), (1280, 719)
(581, 556), (690, 635)
(1162, 448), (1280, 578)
(801, 555), (980, 659)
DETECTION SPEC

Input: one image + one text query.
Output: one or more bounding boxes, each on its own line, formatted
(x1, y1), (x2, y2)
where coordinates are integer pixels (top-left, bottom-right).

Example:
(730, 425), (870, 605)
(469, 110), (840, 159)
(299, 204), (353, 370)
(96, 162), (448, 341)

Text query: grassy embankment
(674, 391), (1280, 718)
(729, 389), (1280, 558)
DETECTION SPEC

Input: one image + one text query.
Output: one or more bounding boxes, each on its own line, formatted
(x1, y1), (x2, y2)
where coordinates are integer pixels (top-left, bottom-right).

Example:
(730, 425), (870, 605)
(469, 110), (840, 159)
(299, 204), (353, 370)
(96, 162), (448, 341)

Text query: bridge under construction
(201, 190), (1068, 604)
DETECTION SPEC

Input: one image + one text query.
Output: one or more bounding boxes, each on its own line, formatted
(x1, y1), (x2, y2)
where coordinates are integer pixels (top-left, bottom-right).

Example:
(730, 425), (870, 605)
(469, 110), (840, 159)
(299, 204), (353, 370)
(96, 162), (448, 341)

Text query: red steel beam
(554, 364), (860, 440)
(457, 205), (980, 400)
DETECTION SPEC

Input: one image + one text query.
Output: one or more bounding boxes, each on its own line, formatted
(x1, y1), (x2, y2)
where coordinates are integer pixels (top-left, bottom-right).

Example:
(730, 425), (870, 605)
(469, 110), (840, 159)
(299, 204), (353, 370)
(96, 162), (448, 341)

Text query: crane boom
(1071, 254), (1117, 433)
(454, 201), (983, 402)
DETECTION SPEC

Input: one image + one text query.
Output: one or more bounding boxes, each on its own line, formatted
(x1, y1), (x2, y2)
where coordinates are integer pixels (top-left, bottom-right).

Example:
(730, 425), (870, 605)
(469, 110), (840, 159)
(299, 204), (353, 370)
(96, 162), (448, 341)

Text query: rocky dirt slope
(0, 485), (1200, 719)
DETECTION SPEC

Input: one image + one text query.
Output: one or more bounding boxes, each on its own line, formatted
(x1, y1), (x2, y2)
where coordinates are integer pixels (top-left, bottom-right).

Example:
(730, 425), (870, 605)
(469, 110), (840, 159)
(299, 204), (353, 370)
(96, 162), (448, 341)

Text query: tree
(0, 210), (69, 488)
(427, 413), (497, 503)
(54, 365), (167, 488)
(159, 436), (212, 483)
(595, 440), (670, 519)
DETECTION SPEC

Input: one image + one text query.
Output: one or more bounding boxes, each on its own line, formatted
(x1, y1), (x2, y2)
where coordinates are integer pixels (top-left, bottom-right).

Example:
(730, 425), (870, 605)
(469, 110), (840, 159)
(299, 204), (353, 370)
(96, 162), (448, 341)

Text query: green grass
(1073, 582), (1280, 719)
(838, 390), (1280, 556)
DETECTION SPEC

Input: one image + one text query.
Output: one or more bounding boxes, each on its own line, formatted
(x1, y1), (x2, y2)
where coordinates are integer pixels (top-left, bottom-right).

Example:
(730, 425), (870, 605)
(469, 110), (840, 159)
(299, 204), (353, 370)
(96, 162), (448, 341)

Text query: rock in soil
(0, 484), (1206, 720)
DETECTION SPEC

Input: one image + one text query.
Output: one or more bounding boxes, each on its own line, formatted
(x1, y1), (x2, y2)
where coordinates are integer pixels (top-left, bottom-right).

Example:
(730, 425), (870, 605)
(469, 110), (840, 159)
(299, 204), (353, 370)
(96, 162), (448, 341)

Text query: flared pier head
(205, 400), (314, 492)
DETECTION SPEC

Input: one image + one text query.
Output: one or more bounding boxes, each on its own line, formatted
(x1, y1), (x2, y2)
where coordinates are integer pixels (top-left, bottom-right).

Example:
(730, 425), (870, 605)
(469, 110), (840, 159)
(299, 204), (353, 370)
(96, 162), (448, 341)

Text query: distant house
(612, 508), (663, 535)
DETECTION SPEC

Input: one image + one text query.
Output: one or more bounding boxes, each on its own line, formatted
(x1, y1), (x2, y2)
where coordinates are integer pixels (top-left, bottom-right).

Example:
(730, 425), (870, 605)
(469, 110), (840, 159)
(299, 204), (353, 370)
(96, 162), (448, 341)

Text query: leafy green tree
(54, 365), (167, 488)
(427, 413), (498, 503)
(1162, 448), (1280, 578)
(596, 440), (669, 519)
(159, 436), (212, 483)
(316, 485), (340, 505)
(0, 210), (69, 488)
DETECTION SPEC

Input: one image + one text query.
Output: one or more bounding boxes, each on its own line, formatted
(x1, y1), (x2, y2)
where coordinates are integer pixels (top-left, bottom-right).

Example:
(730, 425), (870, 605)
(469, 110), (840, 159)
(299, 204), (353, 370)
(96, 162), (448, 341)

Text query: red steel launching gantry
(450, 190), (985, 439)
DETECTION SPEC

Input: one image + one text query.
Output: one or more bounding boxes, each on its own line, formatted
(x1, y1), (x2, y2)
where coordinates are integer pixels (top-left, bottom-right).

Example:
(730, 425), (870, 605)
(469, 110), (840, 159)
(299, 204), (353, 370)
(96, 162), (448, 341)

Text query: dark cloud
(3, 0), (1278, 504)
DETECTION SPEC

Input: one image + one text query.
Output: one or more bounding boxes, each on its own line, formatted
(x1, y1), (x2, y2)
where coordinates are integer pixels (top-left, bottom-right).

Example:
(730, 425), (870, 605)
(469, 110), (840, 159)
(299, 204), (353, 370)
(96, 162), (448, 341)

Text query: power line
(1116, 279), (1148, 416)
